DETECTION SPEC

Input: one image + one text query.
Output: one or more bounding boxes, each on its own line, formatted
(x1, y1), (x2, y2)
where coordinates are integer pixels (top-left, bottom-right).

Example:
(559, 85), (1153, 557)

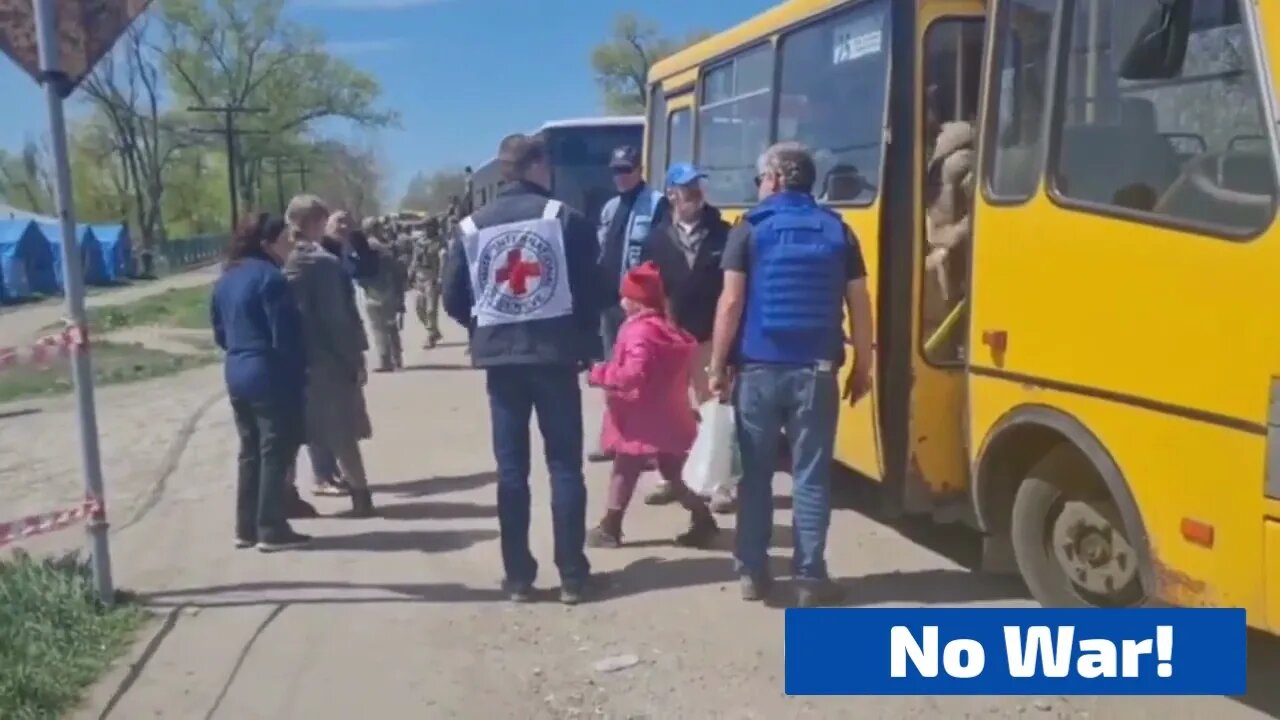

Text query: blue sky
(0, 0), (775, 202)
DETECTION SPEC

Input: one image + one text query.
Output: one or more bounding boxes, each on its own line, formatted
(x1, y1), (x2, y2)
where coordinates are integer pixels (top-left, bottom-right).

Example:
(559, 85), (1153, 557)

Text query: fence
(152, 235), (225, 275)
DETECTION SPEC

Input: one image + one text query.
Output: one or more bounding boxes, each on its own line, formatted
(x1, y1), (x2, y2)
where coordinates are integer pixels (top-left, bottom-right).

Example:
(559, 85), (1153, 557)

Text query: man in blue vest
(589, 145), (667, 465)
(443, 133), (603, 605)
(707, 142), (874, 608)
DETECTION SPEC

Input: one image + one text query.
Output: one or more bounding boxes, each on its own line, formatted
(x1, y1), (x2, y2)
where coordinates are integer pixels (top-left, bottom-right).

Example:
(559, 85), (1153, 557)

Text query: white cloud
(297, 0), (450, 8)
(327, 38), (406, 55)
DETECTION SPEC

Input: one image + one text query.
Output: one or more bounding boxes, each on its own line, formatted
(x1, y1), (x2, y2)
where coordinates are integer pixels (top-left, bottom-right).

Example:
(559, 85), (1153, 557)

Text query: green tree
(0, 141), (55, 215)
(157, 0), (396, 213)
(309, 139), (385, 219)
(590, 14), (709, 115)
(399, 169), (466, 213)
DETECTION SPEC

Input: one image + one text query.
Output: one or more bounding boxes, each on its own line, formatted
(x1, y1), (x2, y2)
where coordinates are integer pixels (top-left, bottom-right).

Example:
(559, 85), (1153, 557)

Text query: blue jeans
(733, 363), (840, 581)
(486, 364), (590, 586)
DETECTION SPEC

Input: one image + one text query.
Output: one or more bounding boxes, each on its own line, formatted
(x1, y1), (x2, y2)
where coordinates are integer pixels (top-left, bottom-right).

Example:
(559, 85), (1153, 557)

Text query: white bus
(469, 116), (644, 222)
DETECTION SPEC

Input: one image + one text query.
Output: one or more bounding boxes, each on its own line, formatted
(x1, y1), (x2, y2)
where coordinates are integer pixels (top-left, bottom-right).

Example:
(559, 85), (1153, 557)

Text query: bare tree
(82, 18), (195, 250)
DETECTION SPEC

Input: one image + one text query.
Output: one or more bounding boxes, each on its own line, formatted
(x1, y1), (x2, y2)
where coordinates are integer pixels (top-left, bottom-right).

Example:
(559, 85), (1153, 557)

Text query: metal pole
(298, 160), (308, 192)
(33, 0), (114, 605)
(225, 111), (238, 229)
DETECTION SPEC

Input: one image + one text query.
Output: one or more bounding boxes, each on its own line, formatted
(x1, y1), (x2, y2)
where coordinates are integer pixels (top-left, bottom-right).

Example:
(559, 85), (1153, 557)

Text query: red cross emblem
(495, 248), (542, 296)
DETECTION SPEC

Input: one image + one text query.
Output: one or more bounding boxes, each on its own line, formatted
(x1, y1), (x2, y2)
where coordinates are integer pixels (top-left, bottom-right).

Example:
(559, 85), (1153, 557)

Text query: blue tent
(35, 221), (108, 290)
(0, 220), (57, 301)
(90, 224), (133, 282)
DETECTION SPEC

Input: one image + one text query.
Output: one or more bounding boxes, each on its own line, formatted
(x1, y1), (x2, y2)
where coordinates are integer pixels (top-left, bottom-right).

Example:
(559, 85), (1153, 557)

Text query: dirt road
(26, 316), (1273, 719)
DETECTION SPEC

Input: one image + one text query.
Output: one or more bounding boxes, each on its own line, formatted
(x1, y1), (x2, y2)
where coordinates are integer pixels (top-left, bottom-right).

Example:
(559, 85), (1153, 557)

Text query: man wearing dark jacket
(638, 162), (731, 505)
(589, 145), (666, 462)
(443, 133), (602, 606)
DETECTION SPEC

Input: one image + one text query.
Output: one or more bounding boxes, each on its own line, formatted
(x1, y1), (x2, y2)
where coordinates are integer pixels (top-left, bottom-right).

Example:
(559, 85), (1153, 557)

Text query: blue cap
(665, 163), (706, 189)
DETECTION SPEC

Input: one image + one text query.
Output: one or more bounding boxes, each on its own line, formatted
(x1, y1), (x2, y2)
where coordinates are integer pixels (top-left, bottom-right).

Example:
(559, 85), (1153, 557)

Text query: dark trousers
(231, 396), (302, 540)
(486, 364), (590, 586)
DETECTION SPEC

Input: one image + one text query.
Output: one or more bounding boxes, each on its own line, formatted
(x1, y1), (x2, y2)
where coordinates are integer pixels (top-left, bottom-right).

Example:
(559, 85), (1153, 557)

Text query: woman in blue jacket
(211, 213), (312, 552)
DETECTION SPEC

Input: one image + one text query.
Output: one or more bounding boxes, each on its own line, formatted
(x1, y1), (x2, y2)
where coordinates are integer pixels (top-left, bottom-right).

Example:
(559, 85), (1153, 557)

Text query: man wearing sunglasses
(590, 145), (667, 464)
(708, 142), (874, 608)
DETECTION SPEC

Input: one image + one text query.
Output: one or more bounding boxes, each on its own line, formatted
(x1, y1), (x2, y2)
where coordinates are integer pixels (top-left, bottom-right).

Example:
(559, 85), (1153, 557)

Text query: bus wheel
(1010, 444), (1146, 608)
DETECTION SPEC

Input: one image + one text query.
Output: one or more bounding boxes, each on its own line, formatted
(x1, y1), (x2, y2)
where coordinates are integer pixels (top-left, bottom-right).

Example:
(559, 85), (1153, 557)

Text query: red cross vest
(458, 199), (574, 328)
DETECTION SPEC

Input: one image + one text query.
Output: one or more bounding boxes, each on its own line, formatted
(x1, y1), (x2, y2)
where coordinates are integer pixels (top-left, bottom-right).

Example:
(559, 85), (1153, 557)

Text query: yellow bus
(647, 0), (1280, 631)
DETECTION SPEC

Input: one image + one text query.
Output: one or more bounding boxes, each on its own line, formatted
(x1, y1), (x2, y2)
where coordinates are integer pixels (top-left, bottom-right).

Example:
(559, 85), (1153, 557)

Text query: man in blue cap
(638, 162), (731, 506)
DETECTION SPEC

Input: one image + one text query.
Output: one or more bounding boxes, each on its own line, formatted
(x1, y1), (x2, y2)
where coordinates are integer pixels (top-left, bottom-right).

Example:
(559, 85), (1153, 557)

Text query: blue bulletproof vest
(740, 193), (847, 365)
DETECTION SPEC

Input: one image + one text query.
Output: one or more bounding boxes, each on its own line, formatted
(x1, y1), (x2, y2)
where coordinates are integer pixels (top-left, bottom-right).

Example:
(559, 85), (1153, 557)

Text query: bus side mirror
(1119, 0), (1192, 81)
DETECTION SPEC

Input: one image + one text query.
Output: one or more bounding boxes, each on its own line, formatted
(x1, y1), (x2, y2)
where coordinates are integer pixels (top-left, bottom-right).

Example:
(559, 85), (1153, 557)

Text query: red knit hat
(620, 261), (667, 312)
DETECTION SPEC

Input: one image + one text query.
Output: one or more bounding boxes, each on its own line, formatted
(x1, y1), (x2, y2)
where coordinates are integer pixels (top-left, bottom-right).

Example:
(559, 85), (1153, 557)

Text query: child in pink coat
(586, 262), (718, 548)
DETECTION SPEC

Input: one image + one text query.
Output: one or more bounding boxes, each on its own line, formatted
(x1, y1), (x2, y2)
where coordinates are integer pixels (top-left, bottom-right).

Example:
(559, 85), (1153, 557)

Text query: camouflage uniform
(358, 219), (406, 371)
(409, 216), (446, 348)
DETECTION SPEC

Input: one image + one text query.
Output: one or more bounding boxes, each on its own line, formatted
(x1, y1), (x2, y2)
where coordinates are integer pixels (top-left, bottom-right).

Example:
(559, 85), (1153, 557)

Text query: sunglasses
(612, 166), (636, 175)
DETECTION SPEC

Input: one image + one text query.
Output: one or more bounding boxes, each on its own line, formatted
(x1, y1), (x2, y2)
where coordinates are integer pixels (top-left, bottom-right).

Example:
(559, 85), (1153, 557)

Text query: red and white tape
(0, 325), (88, 371)
(0, 495), (104, 548)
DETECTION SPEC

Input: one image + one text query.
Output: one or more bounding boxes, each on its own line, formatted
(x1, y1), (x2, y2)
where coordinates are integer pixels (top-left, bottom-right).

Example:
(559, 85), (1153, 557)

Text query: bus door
(906, 1), (987, 516)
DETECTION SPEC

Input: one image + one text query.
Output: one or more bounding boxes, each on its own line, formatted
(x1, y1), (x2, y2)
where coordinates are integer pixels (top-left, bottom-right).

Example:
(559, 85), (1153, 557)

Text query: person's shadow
(371, 472), (495, 499)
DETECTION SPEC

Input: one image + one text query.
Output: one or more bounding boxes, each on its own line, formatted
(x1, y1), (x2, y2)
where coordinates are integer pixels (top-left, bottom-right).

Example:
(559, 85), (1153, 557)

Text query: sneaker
(504, 579), (534, 603)
(586, 524), (622, 549)
(257, 530), (312, 553)
(560, 579), (587, 606)
(644, 483), (677, 506)
(674, 514), (719, 549)
(739, 574), (772, 602)
(795, 579), (845, 608)
(234, 537), (256, 549)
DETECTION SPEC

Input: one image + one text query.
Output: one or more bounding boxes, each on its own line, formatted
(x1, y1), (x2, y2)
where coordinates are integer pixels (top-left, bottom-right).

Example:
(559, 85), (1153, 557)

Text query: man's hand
(843, 363), (872, 407)
(708, 366), (734, 404)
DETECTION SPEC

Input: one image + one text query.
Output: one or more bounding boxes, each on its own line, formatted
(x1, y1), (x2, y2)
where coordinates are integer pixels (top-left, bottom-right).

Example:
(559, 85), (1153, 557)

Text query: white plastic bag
(685, 401), (737, 497)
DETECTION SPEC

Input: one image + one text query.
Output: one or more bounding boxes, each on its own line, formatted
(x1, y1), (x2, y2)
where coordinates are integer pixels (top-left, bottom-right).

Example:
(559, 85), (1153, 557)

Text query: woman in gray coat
(282, 194), (377, 517)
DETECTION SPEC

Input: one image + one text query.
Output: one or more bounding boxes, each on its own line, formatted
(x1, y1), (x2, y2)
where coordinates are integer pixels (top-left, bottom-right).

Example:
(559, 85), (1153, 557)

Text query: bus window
(1051, 0), (1276, 235)
(697, 44), (773, 206)
(921, 18), (985, 364)
(984, 0), (1056, 201)
(647, 85), (668, 183)
(777, 0), (890, 205)
(669, 108), (693, 167)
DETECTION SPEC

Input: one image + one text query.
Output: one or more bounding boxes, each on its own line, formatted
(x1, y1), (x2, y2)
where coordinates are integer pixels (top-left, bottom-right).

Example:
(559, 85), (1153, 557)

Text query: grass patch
(0, 340), (218, 405)
(82, 284), (212, 333)
(0, 553), (145, 719)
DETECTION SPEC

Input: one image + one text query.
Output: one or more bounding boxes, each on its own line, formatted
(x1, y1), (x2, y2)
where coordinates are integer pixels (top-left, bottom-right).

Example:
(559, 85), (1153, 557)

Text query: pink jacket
(589, 310), (698, 457)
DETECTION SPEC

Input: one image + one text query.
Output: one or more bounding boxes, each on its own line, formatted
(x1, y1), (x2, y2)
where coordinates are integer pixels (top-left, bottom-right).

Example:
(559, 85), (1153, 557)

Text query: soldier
(410, 215), (446, 349)
(359, 217), (406, 371)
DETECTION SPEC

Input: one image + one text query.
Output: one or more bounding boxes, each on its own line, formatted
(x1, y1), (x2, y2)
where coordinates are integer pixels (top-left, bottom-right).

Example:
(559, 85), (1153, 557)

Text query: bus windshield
(547, 124), (644, 222)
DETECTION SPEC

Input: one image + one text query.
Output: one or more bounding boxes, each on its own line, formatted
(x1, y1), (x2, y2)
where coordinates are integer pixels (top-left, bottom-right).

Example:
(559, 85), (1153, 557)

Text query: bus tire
(1010, 444), (1147, 609)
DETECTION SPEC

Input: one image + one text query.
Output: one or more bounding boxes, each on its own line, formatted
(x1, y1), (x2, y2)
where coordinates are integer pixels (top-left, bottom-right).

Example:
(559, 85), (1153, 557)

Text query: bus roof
(471, 116), (645, 177)
(536, 116), (642, 131)
(649, 0), (847, 84)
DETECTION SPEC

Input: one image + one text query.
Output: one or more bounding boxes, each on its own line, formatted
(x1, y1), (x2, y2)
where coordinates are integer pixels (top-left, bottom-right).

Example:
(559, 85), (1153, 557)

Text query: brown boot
(346, 489), (376, 518)
(675, 509), (719, 548)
